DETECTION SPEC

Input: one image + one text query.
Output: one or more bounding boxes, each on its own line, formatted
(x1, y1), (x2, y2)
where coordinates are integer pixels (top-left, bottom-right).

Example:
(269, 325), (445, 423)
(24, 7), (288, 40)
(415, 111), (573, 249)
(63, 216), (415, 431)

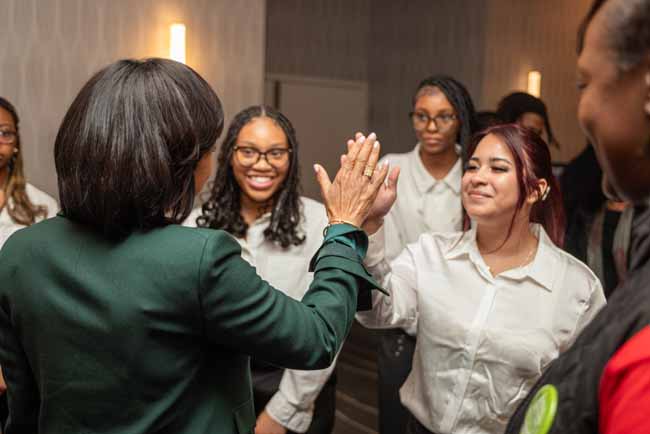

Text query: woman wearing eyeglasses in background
(373, 75), (478, 434)
(186, 105), (335, 434)
(0, 97), (58, 248)
(0, 97), (58, 424)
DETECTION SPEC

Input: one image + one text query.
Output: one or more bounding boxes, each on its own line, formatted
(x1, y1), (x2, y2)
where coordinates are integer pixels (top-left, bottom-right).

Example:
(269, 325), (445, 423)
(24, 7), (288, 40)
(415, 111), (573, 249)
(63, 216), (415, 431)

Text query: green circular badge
(520, 384), (558, 434)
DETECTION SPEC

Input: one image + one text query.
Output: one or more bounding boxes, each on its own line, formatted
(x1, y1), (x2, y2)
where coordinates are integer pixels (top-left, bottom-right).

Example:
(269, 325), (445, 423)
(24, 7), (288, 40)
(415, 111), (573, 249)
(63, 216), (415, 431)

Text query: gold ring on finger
(363, 166), (374, 178)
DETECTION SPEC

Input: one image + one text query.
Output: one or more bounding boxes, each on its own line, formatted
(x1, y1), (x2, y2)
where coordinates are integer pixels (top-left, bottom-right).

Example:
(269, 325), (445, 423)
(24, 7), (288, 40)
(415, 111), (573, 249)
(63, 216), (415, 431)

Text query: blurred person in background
(497, 91), (559, 148)
(505, 0), (650, 432)
(561, 144), (630, 298)
(0, 97), (58, 248)
(0, 96), (59, 427)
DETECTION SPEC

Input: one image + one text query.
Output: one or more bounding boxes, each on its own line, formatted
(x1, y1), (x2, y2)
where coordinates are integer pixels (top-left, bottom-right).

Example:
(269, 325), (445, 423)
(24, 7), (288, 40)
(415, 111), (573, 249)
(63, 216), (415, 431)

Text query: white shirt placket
(443, 277), (498, 433)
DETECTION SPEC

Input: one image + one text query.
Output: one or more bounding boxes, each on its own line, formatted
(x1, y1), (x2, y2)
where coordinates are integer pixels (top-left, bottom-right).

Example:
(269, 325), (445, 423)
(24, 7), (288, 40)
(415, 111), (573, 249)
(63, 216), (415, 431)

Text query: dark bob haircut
(466, 124), (566, 247)
(55, 58), (224, 238)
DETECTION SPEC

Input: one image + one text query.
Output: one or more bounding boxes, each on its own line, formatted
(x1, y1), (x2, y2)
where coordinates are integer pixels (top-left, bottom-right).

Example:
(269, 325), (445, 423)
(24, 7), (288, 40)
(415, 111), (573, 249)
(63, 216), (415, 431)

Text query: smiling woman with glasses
(232, 145), (292, 168)
(0, 97), (59, 426)
(186, 105), (339, 434)
(0, 97), (58, 248)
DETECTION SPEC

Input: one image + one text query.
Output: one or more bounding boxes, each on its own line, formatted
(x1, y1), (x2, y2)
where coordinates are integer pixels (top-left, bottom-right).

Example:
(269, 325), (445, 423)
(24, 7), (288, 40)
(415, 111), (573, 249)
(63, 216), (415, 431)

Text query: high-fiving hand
(314, 132), (400, 231)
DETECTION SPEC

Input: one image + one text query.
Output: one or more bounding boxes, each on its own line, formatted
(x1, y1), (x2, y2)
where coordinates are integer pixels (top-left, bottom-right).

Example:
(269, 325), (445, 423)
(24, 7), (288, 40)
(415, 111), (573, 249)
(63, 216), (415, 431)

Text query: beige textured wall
(266, 0), (370, 82)
(368, 0), (488, 156)
(368, 0), (594, 162)
(481, 0), (594, 162)
(0, 0), (266, 198)
(266, 0), (595, 162)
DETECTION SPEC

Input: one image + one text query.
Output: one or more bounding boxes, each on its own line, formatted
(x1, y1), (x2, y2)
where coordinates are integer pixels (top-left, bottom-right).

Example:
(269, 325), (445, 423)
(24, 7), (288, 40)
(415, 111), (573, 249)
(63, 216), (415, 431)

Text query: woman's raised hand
(344, 133), (400, 233)
(314, 133), (392, 228)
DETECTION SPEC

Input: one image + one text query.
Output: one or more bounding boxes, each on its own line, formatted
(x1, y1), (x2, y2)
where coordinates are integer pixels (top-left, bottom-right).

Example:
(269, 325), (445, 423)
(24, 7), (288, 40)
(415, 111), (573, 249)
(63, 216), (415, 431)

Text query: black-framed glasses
(409, 111), (457, 130)
(0, 130), (17, 145)
(233, 146), (292, 168)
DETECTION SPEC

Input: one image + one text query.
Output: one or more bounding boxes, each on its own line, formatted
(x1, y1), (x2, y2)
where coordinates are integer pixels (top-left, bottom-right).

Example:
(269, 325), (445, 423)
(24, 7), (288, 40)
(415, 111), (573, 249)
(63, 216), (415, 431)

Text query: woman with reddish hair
(356, 124), (606, 434)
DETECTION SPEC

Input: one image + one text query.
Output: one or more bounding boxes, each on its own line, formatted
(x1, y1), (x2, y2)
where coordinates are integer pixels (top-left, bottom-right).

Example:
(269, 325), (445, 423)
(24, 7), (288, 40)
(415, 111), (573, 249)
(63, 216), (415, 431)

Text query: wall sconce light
(527, 70), (541, 97)
(169, 23), (186, 64)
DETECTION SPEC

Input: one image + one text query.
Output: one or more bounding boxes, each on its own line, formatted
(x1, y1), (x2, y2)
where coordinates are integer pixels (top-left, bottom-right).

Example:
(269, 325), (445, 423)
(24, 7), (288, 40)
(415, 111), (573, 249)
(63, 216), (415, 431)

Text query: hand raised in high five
(313, 132), (389, 228)
(342, 133), (400, 234)
(362, 163), (400, 234)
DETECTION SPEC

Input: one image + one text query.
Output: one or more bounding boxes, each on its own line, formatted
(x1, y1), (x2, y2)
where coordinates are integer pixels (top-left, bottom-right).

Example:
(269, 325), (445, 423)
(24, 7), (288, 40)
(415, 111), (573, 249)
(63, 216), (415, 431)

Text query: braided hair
(412, 75), (479, 162)
(197, 105), (304, 248)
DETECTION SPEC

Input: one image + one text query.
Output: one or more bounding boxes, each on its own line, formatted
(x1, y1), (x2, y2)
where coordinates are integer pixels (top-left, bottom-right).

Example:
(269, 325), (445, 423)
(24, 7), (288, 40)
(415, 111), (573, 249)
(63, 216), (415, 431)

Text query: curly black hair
(412, 75), (479, 163)
(197, 105), (304, 248)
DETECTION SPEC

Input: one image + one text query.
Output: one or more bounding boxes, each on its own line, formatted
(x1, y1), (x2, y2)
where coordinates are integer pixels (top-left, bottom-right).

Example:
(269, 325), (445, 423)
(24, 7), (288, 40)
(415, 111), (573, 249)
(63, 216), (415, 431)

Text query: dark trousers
(252, 364), (336, 434)
(378, 329), (416, 434)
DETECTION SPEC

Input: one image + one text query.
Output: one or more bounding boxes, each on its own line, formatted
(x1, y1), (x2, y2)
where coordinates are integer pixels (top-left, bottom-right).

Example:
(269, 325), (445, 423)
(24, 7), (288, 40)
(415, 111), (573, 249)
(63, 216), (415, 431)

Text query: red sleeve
(599, 325), (650, 434)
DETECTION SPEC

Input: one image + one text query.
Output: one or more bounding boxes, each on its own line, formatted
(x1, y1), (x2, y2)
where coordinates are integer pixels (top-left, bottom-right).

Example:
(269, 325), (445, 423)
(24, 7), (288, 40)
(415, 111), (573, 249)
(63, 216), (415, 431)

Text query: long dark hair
(197, 105), (304, 248)
(55, 58), (223, 239)
(0, 97), (48, 225)
(466, 124), (566, 247)
(412, 75), (479, 162)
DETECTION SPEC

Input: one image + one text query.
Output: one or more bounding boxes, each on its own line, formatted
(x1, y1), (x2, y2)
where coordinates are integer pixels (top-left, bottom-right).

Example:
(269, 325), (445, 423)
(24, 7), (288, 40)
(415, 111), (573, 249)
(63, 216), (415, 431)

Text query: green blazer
(0, 216), (378, 434)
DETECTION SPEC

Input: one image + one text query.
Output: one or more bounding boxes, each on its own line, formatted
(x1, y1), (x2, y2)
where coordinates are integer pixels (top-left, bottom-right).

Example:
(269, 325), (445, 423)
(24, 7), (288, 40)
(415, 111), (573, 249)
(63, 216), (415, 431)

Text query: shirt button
(394, 351), (401, 357)
(398, 345), (404, 351)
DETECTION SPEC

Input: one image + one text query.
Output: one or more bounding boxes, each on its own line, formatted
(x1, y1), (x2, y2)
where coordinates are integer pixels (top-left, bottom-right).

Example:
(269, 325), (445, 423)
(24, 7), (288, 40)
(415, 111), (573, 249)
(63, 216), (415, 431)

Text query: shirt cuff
(265, 391), (314, 433)
(323, 223), (368, 259)
(365, 225), (386, 267)
(309, 227), (387, 311)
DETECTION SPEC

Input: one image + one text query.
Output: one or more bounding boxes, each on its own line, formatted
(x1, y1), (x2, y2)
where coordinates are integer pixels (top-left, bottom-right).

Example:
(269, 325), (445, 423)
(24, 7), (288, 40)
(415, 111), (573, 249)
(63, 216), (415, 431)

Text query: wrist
(362, 218), (383, 235)
(328, 216), (362, 228)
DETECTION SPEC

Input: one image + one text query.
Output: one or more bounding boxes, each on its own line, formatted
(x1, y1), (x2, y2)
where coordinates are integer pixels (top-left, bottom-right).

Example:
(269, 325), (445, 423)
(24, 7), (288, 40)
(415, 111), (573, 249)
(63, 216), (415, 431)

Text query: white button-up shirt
(185, 197), (333, 433)
(381, 144), (463, 262)
(356, 224), (606, 434)
(0, 183), (59, 248)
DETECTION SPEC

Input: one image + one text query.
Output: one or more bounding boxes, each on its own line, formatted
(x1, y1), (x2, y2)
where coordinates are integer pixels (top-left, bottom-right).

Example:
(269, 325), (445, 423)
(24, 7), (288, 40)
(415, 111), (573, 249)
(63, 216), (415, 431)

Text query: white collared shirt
(0, 183), (59, 248)
(356, 224), (606, 434)
(185, 197), (333, 433)
(381, 144), (463, 262)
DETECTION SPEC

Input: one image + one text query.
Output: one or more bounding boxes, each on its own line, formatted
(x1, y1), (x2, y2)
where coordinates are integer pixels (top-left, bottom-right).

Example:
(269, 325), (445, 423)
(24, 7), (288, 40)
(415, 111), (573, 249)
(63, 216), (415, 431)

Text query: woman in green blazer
(0, 58), (398, 434)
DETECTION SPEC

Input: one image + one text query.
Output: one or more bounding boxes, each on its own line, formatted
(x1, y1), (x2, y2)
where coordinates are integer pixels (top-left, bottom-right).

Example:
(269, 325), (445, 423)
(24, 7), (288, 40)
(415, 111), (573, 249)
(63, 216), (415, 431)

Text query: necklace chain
(483, 241), (537, 273)
(520, 245), (536, 268)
